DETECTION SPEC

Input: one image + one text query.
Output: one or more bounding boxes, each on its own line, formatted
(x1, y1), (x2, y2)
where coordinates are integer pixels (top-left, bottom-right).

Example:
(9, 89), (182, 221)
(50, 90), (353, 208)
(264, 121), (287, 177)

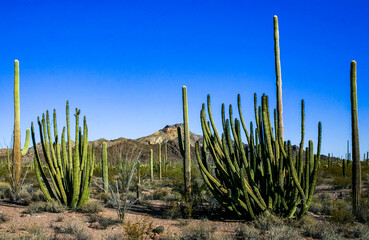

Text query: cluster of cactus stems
(350, 60), (361, 216)
(31, 102), (95, 208)
(12, 60), (31, 192)
(102, 142), (109, 192)
(195, 94), (321, 219)
(178, 86), (191, 200)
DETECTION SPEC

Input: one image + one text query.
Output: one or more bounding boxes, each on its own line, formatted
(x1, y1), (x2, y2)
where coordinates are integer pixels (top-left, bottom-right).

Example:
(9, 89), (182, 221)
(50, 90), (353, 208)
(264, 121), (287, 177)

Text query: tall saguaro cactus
(12, 60), (30, 192)
(273, 15), (284, 140)
(350, 60), (361, 215)
(178, 86), (191, 200)
(102, 142), (109, 192)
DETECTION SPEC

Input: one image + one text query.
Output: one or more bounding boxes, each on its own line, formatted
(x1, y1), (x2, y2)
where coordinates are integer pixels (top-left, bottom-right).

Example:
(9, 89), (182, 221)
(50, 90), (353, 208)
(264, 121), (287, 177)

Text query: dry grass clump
(253, 211), (284, 231)
(24, 200), (65, 214)
(331, 199), (354, 223)
(297, 216), (342, 240)
(61, 222), (91, 240)
(181, 221), (215, 240)
(269, 225), (301, 240)
(234, 223), (259, 239)
(88, 214), (119, 229)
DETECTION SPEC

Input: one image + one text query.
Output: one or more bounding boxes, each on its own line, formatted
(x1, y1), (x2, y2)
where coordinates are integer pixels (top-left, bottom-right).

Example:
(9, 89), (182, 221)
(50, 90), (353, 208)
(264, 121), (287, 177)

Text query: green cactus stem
(159, 143), (162, 180)
(102, 142), (108, 192)
(150, 149), (154, 182)
(350, 60), (361, 216)
(273, 15), (284, 141)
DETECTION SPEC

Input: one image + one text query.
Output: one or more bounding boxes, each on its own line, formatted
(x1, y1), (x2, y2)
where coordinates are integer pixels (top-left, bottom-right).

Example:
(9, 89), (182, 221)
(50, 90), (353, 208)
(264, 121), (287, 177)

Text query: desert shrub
(105, 232), (125, 240)
(0, 182), (11, 199)
(96, 191), (110, 203)
(358, 190), (369, 223)
(79, 200), (103, 213)
(332, 176), (351, 189)
(123, 218), (154, 240)
(88, 214), (118, 229)
(269, 225), (301, 240)
(234, 223), (259, 240)
(351, 224), (369, 239)
(253, 211), (284, 231)
(299, 217), (342, 240)
(181, 222), (215, 240)
(24, 201), (65, 214)
(30, 189), (47, 202)
(163, 202), (182, 219)
(63, 222), (90, 240)
(331, 199), (354, 222)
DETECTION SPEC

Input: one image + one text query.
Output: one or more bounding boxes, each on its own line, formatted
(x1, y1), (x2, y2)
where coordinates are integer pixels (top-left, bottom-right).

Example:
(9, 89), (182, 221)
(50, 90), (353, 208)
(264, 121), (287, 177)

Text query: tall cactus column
(12, 60), (29, 192)
(274, 15), (284, 140)
(150, 149), (154, 182)
(350, 60), (361, 216)
(182, 86), (191, 200)
(159, 143), (162, 180)
(102, 142), (108, 192)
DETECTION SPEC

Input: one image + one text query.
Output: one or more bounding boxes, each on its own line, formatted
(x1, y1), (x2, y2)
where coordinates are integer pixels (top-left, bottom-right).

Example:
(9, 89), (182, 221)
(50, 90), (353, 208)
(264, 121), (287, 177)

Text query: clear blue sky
(0, 1), (368, 158)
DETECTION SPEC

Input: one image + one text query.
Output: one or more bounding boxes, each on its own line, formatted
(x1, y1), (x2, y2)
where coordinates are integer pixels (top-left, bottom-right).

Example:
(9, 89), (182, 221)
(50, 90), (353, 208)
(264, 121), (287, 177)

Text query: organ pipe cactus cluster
(12, 60), (31, 192)
(102, 142), (109, 192)
(31, 102), (95, 208)
(178, 86), (191, 200)
(195, 94), (321, 219)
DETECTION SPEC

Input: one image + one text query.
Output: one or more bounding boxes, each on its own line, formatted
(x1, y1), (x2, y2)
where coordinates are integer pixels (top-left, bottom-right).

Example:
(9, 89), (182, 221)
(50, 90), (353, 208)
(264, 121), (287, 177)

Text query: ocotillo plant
(178, 86), (191, 200)
(350, 60), (361, 216)
(102, 142), (109, 192)
(274, 15), (283, 141)
(159, 143), (162, 180)
(31, 102), (95, 208)
(12, 60), (31, 192)
(196, 94), (321, 219)
(150, 149), (153, 182)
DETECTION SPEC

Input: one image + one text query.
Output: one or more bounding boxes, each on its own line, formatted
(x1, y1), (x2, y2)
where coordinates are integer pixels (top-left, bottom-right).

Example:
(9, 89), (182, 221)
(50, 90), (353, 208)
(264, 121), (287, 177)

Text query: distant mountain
(137, 124), (202, 146)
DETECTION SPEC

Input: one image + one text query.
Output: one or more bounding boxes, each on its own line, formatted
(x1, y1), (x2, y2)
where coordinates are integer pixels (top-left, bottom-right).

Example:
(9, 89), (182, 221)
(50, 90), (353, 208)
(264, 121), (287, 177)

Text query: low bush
(79, 200), (103, 213)
(123, 218), (154, 240)
(24, 201), (65, 214)
(181, 221), (215, 240)
(234, 223), (259, 240)
(253, 211), (284, 231)
(331, 199), (354, 223)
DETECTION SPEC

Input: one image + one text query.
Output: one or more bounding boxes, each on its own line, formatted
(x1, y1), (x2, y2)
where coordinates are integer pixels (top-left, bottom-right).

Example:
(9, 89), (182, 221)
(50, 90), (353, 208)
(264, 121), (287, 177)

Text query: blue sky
(0, 1), (368, 158)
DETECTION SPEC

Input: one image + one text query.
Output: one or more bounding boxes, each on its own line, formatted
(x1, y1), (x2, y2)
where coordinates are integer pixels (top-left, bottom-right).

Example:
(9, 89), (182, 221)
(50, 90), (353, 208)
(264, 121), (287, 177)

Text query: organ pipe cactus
(12, 60), (31, 192)
(178, 86), (191, 200)
(31, 102), (95, 208)
(102, 142), (108, 192)
(350, 60), (361, 216)
(195, 94), (321, 219)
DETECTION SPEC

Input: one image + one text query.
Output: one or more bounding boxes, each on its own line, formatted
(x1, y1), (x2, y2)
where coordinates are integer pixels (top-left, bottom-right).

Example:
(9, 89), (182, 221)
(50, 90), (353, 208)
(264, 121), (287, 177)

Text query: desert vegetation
(0, 14), (368, 240)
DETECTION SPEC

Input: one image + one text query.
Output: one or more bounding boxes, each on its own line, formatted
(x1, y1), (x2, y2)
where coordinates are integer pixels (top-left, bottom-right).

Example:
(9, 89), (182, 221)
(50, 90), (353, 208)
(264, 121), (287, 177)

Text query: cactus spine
(12, 60), (30, 192)
(274, 15), (283, 140)
(159, 143), (162, 180)
(150, 149), (154, 182)
(31, 102), (95, 208)
(350, 60), (361, 215)
(102, 142), (108, 192)
(178, 86), (191, 200)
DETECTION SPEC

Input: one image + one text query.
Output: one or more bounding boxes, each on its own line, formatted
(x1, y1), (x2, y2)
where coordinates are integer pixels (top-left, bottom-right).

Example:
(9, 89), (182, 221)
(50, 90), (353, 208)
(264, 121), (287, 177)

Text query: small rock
(153, 226), (164, 234)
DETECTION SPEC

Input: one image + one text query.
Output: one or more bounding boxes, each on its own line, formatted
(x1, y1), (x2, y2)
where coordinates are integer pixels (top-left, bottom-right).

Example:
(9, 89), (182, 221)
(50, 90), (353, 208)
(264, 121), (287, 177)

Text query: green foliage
(123, 218), (153, 240)
(31, 102), (95, 208)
